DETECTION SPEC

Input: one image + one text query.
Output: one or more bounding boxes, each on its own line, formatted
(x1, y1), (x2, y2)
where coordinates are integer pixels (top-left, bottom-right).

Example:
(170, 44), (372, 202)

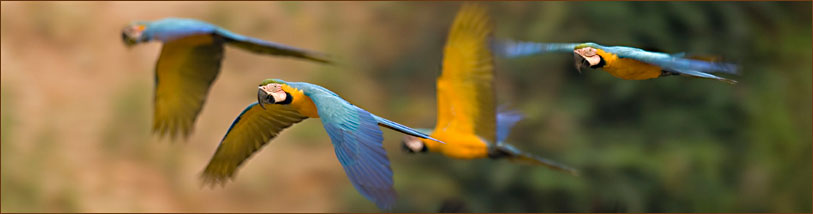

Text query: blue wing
(216, 29), (331, 63)
(144, 18), (330, 63)
(201, 102), (308, 185)
(143, 18), (219, 42)
(495, 108), (524, 143)
(496, 40), (577, 58)
(152, 34), (224, 139)
(297, 84), (396, 210)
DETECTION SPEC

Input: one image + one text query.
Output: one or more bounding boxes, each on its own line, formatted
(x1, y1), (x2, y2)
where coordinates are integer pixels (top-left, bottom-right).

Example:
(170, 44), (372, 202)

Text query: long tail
(494, 143), (579, 176)
(669, 69), (738, 84)
(373, 115), (445, 144)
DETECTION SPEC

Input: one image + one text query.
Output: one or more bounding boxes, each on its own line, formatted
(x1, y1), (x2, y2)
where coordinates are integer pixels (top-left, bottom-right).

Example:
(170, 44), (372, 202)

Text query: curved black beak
(573, 53), (589, 74)
(257, 87), (273, 110)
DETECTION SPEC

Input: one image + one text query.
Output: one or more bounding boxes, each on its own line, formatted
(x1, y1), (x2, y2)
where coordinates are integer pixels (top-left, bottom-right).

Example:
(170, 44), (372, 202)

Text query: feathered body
(201, 79), (441, 210)
(499, 41), (739, 83)
(121, 18), (330, 139)
(404, 5), (577, 175)
(593, 48), (663, 80)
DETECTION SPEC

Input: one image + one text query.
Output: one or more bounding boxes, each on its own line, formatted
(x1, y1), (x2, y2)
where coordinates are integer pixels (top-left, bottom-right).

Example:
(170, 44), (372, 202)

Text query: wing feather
(217, 29), (331, 64)
(201, 102), (308, 185)
(497, 40), (578, 58)
(153, 34), (224, 139)
(435, 4), (497, 142)
(303, 86), (396, 210)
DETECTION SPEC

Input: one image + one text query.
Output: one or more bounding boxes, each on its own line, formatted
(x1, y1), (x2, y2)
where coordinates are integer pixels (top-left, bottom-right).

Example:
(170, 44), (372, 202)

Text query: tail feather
(494, 143), (579, 176)
(373, 115), (444, 144)
(671, 69), (737, 84)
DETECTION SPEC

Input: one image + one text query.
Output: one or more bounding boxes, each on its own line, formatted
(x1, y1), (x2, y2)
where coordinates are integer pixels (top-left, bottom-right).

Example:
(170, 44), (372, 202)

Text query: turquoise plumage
(201, 79), (442, 210)
(121, 18), (331, 139)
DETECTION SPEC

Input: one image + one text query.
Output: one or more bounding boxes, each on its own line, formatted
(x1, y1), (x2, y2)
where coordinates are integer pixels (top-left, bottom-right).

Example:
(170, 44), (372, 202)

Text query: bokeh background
(1, 1), (811, 212)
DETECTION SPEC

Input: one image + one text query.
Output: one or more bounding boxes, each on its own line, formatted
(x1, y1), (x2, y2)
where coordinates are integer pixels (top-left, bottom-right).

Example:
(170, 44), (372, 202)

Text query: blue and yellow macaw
(200, 78), (443, 210)
(121, 18), (330, 139)
(499, 40), (739, 84)
(400, 4), (577, 175)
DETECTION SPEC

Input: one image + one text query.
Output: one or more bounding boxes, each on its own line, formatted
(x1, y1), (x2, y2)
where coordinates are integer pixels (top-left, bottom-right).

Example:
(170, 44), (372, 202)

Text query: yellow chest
(596, 49), (663, 80)
(423, 130), (489, 159)
(282, 84), (319, 118)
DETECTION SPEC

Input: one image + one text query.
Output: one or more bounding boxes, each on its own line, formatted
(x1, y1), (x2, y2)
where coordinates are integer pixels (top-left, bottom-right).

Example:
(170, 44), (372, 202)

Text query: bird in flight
(121, 18), (331, 139)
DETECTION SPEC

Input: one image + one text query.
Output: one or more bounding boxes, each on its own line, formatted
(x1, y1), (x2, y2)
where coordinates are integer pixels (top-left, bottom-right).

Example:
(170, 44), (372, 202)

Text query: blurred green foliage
(1, 1), (810, 212)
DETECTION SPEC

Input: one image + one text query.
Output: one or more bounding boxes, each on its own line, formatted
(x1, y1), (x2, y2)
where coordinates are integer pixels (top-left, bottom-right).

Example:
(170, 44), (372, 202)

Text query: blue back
(143, 18), (219, 42)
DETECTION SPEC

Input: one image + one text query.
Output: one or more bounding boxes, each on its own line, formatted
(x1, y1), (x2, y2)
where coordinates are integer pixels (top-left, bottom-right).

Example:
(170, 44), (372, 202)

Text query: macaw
(121, 18), (331, 139)
(200, 78), (443, 210)
(400, 4), (577, 175)
(499, 40), (739, 84)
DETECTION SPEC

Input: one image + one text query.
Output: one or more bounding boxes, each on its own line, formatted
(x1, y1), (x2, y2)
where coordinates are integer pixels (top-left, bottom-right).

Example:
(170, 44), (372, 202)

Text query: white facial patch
(260, 83), (288, 103)
(403, 135), (425, 152)
(574, 47), (601, 66)
(123, 25), (144, 40)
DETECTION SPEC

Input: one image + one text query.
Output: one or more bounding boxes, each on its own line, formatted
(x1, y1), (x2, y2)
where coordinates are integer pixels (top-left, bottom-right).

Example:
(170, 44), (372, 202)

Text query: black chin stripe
(590, 56), (606, 69)
(278, 92), (293, 104)
(660, 70), (680, 77)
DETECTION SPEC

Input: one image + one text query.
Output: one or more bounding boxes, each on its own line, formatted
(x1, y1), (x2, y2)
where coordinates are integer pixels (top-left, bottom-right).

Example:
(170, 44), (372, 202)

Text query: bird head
(401, 135), (428, 154)
(121, 22), (149, 47)
(257, 79), (292, 109)
(572, 45), (604, 73)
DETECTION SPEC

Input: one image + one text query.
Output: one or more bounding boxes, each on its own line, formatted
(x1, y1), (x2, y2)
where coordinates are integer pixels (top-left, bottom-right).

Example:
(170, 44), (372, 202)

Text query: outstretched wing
(217, 29), (331, 64)
(153, 34), (224, 139)
(497, 40), (578, 58)
(600, 45), (739, 75)
(300, 86), (395, 210)
(435, 4), (497, 142)
(201, 102), (308, 185)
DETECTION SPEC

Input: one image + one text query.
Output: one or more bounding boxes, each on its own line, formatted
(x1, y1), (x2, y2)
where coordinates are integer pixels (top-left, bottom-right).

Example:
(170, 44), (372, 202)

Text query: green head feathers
(574, 43), (599, 50)
(259, 78), (286, 86)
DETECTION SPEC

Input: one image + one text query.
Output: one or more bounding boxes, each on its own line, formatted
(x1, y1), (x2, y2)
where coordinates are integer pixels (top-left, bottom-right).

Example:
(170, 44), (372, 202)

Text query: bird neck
(282, 84), (319, 118)
(594, 49), (616, 68)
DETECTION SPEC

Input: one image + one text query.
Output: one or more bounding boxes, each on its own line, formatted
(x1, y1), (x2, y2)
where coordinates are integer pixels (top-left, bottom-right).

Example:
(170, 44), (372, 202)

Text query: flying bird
(499, 40), (739, 84)
(121, 18), (331, 139)
(400, 4), (577, 175)
(200, 78), (443, 210)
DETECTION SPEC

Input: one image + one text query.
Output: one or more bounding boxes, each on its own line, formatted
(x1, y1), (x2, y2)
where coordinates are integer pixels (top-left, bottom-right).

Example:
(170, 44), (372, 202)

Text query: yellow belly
(596, 49), (663, 80)
(422, 130), (489, 159)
